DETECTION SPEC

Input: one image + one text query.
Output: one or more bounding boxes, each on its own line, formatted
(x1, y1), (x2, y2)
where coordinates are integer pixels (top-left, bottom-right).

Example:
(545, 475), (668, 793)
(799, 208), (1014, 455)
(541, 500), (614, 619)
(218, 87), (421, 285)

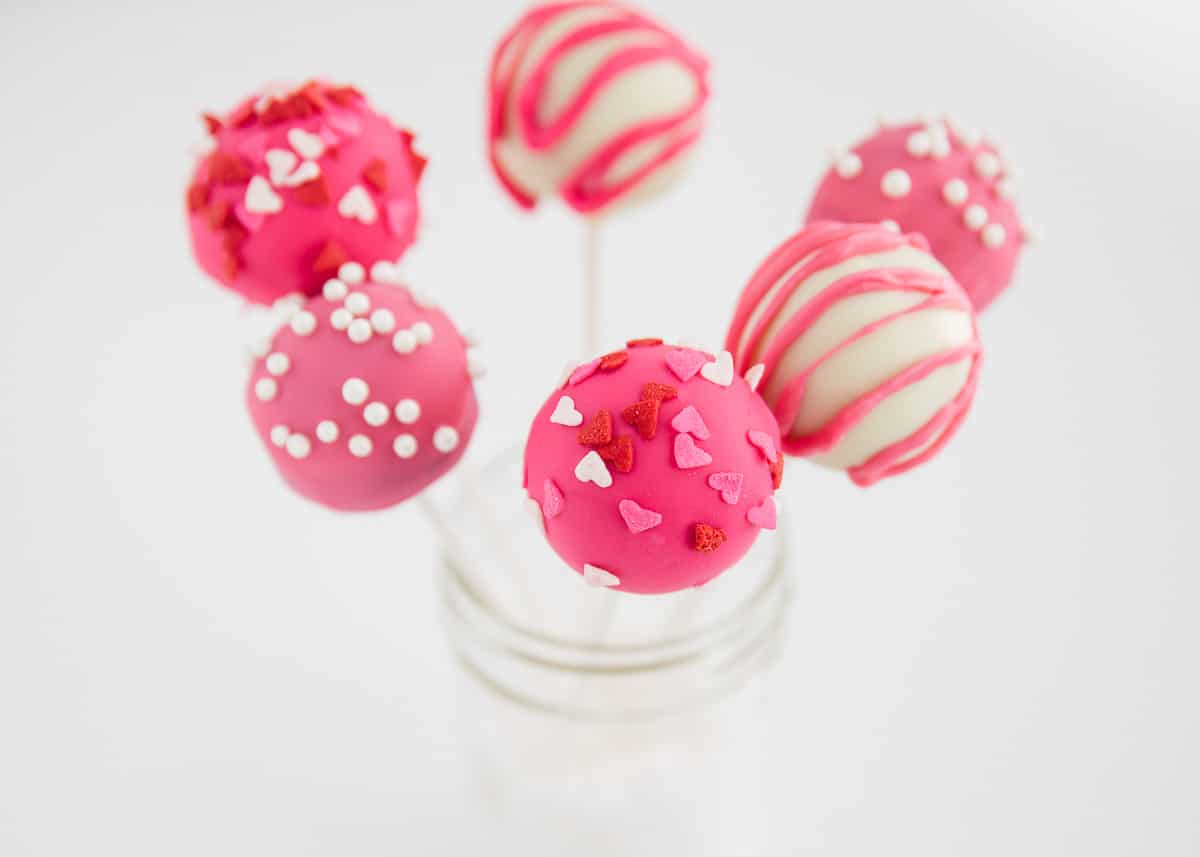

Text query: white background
(2, 0), (1198, 854)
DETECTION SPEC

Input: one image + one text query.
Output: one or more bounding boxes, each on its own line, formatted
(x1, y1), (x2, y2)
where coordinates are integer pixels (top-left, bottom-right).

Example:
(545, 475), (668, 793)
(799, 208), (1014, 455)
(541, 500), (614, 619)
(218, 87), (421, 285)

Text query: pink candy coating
(806, 118), (1026, 311)
(246, 283), (477, 511)
(523, 343), (781, 595)
(187, 80), (423, 306)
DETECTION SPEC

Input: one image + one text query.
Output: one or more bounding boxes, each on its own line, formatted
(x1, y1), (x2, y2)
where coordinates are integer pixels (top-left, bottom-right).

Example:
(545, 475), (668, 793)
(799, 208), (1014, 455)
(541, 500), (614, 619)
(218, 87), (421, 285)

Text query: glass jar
(438, 451), (792, 857)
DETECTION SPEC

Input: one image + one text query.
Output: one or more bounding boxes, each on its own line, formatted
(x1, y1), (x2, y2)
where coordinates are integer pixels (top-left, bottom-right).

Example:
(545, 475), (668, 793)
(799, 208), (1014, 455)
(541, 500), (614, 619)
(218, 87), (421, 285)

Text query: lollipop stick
(582, 219), (602, 356)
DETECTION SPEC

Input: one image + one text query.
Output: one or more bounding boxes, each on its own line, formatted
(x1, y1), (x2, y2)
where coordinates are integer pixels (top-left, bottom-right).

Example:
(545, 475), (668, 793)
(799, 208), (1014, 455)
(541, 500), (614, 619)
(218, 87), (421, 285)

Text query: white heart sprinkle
(370, 260), (403, 284)
(583, 564), (620, 588)
(265, 352), (290, 376)
(337, 184), (377, 224)
(323, 278), (348, 301)
(338, 262), (365, 284)
(550, 395), (583, 427)
(412, 321), (433, 344)
(342, 378), (369, 405)
(347, 318), (373, 344)
(363, 402), (389, 426)
(316, 420), (339, 443)
(330, 308), (352, 330)
(744, 363), (765, 392)
(700, 351), (734, 387)
(290, 311), (316, 336)
(245, 175), (282, 214)
(393, 330), (417, 354)
(254, 378), (277, 401)
(393, 434), (418, 459)
(344, 292), (370, 315)
(287, 127), (325, 160)
(265, 149), (298, 185)
(574, 450), (612, 488)
(395, 399), (421, 424)
(269, 425), (290, 447)
(348, 434), (373, 458)
(278, 159), (320, 187)
(370, 308), (396, 334)
(285, 433), (311, 459)
(433, 426), (459, 453)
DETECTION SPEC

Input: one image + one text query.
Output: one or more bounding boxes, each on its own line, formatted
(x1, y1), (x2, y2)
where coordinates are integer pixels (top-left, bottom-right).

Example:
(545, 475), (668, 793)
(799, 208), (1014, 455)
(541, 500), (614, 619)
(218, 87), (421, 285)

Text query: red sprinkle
(221, 253), (239, 282)
(205, 199), (232, 229)
(694, 523), (727, 553)
(626, 338), (663, 348)
(363, 158), (388, 192)
(186, 182), (210, 213)
(578, 410), (613, 446)
(598, 350), (628, 371)
(202, 113), (223, 135)
(621, 398), (661, 441)
(326, 85), (363, 107)
(207, 151), (251, 184)
(409, 148), (428, 183)
(312, 239), (349, 273)
(641, 382), (678, 402)
(221, 220), (248, 253)
(597, 436), (634, 473)
(293, 175), (331, 206)
(770, 456), (784, 490)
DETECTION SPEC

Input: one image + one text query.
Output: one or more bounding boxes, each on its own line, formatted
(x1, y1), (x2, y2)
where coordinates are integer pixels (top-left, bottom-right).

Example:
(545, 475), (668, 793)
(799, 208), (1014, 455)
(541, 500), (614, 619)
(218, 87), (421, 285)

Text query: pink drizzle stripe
(487, 0), (709, 213)
(724, 221), (982, 486)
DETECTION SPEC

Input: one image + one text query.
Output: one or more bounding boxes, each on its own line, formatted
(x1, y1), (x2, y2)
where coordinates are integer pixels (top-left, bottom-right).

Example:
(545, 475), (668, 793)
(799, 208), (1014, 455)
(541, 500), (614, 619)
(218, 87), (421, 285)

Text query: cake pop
(487, 0), (710, 215)
(725, 221), (982, 487)
(806, 116), (1029, 311)
(524, 340), (782, 595)
(187, 80), (425, 306)
(246, 266), (480, 511)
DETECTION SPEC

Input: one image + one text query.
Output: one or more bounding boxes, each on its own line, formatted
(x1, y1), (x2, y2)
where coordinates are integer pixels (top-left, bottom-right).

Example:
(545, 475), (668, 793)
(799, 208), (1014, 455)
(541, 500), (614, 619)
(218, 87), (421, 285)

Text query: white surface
(1, 0), (1198, 854)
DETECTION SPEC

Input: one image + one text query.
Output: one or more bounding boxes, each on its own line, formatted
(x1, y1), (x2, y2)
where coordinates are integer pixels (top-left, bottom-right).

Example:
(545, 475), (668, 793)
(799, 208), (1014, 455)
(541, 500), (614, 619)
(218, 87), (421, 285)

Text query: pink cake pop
(524, 340), (782, 595)
(187, 80), (425, 306)
(246, 267), (480, 511)
(725, 222), (982, 487)
(806, 117), (1030, 311)
(487, 1), (710, 214)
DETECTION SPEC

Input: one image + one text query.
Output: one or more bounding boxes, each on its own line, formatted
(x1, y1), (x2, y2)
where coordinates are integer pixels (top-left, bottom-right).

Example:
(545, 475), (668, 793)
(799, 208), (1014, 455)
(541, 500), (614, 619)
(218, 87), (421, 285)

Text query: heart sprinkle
(578, 410), (613, 446)
(693, 523), (727, 553)
(626, 338), (663, 348)
(747, 430), (779, 463)
(337, 184), (377, 224)
(287, 127), (326, 160)
(574, 450), (613, 488)
(598, 350), (628, 371)
(312, 239), (348, 272)
(700, 351), (734, 387)
(745, 363), (765, 392)
(664, 348), (707, 382)
(621, 398), (661, 440)
(244, 175), (283, 214)
(670, 405), (710, 440)
(673, 433), (713, 469)
(385, 198), (414, 236)
(746, 497), (777, 530)
(550, 395), (584, 427)
(770, 456), (784, 489)
(641, 382), (678, 402)
(597, 436), (634, 473)
(707, 472), (744, 505)
(618, 499), (663, 534)
(542, 479), (565, 519)
(363, 158), (388, 191)
(583, 564), (620, 587)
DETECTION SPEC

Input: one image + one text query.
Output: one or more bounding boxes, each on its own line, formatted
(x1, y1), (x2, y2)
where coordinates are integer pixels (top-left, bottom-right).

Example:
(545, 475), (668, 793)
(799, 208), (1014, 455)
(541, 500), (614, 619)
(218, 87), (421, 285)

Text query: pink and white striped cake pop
(806, 117), (1030, 311)
(246, 269), (480, 511)
(187, 80), (424, 306)
(487, 0), (709, 215)
(524, 340), (782, 595)
(725, 222), (982, 487)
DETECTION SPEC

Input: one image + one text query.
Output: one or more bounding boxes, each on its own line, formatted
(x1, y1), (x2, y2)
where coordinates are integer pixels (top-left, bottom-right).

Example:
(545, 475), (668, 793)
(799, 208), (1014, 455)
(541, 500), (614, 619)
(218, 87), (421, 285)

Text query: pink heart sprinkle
(234, 203), (265, 233)
(618, 499), (662, 534)
(673, 433), (713, 469)
(386, 198), (414, 237)
(746, 496), (777, 530)
(747, 429), (778, 463)
(542, 479), (565, 519)
(568, 359), (600, 386)
(236, 131), (269, 164)
(670, 405), (710, 440)
(707, 472), (744, 505)
(664, 348), (708, 382)
(326, 111), (362, 139)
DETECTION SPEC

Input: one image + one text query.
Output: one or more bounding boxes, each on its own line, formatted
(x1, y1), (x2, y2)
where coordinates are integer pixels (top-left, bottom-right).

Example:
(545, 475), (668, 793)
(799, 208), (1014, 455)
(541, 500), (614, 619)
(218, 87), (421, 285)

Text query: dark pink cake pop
(187, 80), (425, 306)
(806, 117), (1031, 311)
(246, 267), (480, 511)
(524, 340), (782, 595)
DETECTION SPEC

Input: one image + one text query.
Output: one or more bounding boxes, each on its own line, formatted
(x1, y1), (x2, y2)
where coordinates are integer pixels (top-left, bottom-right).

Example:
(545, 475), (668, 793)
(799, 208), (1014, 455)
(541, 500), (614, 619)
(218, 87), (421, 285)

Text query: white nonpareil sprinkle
(290, 311), (317, 336)
(395, 398), (421, 424)
(370, 308), (396, 334)
(330, 308), (353, 330)
(834, 152), (862, 179)
(974, 152), (1001, 179)
(880, 168), (912, 198)
(285, 433), (311, 459)
(364, 402), (390, 427)
(270, 425), (290, 447)
(905, 130), (932, 157)
(995, 177), (1016, 200)
(467, 349), (486, 379)
(342, 378), (369, 405)
(942, 178), (969, 206)
(393, 434), (417, 459)
(265, 352), (290, 376)
(393, 330), (417, 354)
(963, 204), (988, 230)
(412, 321), (434, 345)
(880, 219), (900, 232)
(254, 378), (278, 401)
(323, 278), (348, 302)
(981, 222), (1007, 248)
(433, 426), (459, 453)
(249, 336), (272, 359)
(411, 289), (437, 309)
(347, 318), (373, 344)
(344, 292), (370, 315)
(348, 434), (373, 457)
(316, 420), (339, 443)
(338, 262), (366, 284)
(370, 260), (403, 285)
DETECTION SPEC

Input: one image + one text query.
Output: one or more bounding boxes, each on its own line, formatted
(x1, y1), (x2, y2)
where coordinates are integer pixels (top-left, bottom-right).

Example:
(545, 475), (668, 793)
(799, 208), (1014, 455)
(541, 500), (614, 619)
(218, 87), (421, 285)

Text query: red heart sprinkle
(363, 158), (388, 192)
(311, 239), (349, 273)
(205, 199), (232, 229)
(207, 150), (251, 184)
(202, 113), (223, 135)
(187, 183), (210, 213)
(626, 338), (663, 348)
(578, 410), (613, 446)
(641, 382), (678, 402)
(770, 456), (784, 490)
(597, 436), (634, 473)
(621, 398), (661, 440)
(598, 350), (629, 371)
(409, 149), (428, 183)
(326, 85), (363, 107)
(293, 175), (331, 206)
(693, 523), (727, 553)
